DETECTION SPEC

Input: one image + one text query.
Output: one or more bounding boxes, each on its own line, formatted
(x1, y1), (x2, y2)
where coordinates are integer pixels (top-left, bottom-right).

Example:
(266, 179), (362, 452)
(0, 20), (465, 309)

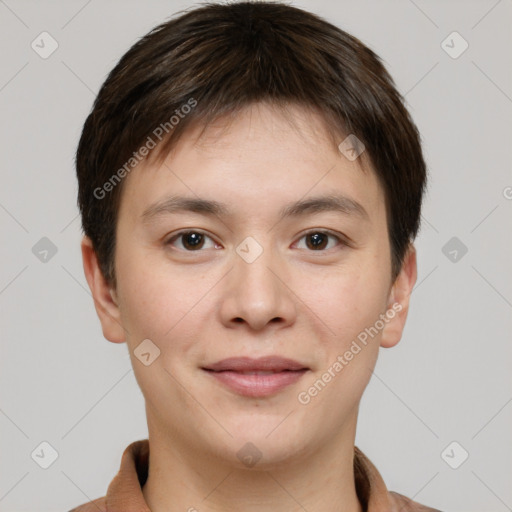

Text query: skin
(82, 102), (417, 512)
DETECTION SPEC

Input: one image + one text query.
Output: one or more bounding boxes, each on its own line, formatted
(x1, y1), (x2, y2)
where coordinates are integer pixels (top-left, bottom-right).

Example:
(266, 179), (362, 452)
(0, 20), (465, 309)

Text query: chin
(229, 435), (311, 471)
(220, 415), (310, 460)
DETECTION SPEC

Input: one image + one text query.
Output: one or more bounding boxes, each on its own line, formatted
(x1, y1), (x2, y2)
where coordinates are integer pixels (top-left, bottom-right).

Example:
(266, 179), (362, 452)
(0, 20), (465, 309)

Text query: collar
(72, 439), (440, 512)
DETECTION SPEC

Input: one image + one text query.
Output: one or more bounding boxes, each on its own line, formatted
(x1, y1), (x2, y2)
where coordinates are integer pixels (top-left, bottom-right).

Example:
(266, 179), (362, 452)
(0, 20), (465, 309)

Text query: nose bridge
(220, 237), (296, 329)
(234, 238), (281, 302)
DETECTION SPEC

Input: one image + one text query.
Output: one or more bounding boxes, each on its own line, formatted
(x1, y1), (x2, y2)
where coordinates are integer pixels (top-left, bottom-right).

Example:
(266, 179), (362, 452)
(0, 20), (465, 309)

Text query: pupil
(308, 233), (327, 250)
(184, 233), (203, 249)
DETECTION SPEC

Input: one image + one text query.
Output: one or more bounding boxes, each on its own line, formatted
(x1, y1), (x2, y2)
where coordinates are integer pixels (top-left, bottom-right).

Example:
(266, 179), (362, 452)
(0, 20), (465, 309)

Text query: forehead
(118, 103), (385, 226)
(180, 102), (360, 163)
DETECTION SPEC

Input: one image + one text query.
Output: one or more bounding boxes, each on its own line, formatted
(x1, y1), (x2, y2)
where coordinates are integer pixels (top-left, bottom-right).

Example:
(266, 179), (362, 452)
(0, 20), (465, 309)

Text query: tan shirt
(68, 439), (441, 512)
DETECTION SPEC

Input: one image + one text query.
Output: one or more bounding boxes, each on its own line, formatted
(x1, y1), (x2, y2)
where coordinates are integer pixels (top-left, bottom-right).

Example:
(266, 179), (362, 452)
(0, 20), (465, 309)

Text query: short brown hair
(76, 0), (427, 287)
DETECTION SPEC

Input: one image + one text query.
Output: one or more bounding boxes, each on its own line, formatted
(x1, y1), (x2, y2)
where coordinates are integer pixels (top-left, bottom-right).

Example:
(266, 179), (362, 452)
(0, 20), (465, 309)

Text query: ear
(380, 243), (418, 349)
(81, 236), (126, 343)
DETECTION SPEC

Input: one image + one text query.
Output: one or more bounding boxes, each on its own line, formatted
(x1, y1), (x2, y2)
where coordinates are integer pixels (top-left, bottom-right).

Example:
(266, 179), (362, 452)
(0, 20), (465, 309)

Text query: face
(83, 102), (416, 468)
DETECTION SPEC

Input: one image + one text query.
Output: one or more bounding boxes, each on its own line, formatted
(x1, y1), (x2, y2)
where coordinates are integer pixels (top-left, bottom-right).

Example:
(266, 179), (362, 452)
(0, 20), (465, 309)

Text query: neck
(142, 420), (363, 512)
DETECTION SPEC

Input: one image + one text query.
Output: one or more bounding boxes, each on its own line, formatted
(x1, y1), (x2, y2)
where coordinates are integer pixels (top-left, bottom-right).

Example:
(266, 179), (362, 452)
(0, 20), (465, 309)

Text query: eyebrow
(141, 194), (369, 223)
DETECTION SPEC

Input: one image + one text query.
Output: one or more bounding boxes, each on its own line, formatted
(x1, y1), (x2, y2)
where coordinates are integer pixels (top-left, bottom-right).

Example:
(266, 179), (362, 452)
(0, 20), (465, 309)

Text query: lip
(202, 356), (309, 398)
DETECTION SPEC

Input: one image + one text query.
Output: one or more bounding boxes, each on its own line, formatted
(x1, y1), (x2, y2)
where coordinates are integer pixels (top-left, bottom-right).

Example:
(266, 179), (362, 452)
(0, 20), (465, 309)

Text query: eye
(295, 230), (344, 251)
(165, 230), (220, 251)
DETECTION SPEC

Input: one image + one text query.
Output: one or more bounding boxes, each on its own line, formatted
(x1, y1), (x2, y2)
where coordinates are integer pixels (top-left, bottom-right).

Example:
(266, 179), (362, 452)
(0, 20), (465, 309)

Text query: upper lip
(202, 356), (308, 372)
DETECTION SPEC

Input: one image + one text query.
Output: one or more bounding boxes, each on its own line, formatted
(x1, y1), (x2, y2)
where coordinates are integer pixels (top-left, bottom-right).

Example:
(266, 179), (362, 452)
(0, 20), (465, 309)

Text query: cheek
(306, 261), (389, 343)
(115, 248), (220, 369)
(115, 251), (187, 341)
(297, 266), (386, 418)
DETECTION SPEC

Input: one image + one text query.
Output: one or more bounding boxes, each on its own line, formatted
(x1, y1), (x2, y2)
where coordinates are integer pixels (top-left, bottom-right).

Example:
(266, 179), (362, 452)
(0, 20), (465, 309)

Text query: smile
(202, 356), (309, 398)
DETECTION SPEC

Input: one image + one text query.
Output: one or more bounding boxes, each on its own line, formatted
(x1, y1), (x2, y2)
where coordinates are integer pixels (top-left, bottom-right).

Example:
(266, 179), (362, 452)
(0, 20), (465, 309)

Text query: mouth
(201, 356), (309, 398)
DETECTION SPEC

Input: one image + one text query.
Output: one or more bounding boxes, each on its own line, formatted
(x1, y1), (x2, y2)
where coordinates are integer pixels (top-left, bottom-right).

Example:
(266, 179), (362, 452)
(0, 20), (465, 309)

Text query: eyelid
(165, 229), (220, 250)
(294, 229), (349, 250)
(165, 228), (350, 251)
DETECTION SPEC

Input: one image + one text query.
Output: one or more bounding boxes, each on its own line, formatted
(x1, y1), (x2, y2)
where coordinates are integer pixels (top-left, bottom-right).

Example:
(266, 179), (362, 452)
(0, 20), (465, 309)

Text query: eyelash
(165, 229), (348, 252)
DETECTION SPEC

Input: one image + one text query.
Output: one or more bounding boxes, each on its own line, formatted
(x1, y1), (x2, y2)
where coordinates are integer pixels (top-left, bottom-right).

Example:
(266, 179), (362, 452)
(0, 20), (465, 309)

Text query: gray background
(1, 0), (511, 511)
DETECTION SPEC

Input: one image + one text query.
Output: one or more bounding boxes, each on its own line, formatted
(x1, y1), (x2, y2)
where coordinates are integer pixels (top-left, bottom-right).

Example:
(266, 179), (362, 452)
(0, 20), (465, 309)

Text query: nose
(218, 243), (297, 332)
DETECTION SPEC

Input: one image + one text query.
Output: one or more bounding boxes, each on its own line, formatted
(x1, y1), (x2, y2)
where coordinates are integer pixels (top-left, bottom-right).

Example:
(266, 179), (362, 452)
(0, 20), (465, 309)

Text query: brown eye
(295, 230), (343, 251)
(166, 231), (217, 251)
(181, 232), (204, 250)
(306, 232), (328, 250)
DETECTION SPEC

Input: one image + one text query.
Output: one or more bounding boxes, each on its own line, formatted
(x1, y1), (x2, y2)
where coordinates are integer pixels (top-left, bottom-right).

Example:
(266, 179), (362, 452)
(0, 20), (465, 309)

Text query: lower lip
(204, 369), (308, 397)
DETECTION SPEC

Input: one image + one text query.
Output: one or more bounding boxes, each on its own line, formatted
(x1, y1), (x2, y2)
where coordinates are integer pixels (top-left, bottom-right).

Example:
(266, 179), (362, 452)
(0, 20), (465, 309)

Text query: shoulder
(389, 490), (443, 511)
(67, 496), (106, 512)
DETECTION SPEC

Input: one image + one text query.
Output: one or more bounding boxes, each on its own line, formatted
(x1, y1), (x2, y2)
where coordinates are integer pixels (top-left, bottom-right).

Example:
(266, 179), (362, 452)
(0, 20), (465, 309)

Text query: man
(70, 2), (440, 510)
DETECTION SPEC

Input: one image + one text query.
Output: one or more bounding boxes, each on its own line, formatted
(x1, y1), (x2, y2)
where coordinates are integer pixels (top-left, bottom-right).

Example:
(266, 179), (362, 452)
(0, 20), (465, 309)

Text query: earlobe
(380, 244), (418, 349)
(81, 236), (126, 343)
